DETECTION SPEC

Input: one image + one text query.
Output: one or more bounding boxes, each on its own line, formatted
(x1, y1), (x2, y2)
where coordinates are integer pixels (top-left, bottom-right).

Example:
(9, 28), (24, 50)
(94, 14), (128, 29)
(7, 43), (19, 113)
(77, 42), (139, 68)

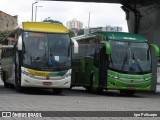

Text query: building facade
(0, 11), (18, 32)
(84, 25), (123, 34)
(66, 18), (83, 30)
(102, 25), (122, 32)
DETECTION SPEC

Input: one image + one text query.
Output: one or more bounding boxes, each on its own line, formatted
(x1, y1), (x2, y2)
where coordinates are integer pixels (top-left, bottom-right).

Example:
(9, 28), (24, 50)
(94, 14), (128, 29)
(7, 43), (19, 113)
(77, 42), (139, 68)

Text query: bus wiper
(133, 52), (144, 73)
(47, 48), (53, 66)
(49, 48), (52, 60)
(121, 52), (128, 70)
(109, 54), (114, 67)
(68, 46), (70, 57)
(147, 48), (150, 61)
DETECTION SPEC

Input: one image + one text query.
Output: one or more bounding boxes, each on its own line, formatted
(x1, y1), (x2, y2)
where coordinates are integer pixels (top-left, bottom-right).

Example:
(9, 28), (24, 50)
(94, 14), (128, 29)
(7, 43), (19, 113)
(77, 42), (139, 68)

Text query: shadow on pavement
(0, 85), (160, 99)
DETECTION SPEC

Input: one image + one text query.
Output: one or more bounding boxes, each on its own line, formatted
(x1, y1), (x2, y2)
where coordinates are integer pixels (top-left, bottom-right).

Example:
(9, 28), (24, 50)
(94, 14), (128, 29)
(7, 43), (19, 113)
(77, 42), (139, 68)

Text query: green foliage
(69, 30), (75, 37)
(77, 29), (84, 36)
(42, 19), (75, 37)
(0, 30), (10, 43)
(42, 19), (63, 25)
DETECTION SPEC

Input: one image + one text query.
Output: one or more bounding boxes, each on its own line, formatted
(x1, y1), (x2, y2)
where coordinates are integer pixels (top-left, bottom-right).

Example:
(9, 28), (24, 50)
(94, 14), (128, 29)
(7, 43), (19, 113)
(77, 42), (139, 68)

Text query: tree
(42, 19), (63, 25)
(77, 29), (84, 36)
(69, 30), (75, 37)
(0, 30), (10, 43)
(42, 19), (75, 37)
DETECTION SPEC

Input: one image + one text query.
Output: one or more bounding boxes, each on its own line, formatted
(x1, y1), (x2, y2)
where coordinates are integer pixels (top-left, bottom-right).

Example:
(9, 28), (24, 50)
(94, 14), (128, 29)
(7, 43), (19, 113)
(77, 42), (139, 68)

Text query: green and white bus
(0, 22), (78, 94)
(71, 31), (159, 95)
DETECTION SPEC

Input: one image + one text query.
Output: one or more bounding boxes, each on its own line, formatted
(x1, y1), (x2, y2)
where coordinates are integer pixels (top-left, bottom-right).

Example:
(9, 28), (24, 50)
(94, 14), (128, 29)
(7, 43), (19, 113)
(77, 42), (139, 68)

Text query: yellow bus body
(22, 22), (69, 33)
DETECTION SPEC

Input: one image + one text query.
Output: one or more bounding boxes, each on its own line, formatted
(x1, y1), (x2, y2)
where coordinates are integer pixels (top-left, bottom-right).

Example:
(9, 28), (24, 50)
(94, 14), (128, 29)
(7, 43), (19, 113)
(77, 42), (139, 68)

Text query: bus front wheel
(52, 88), (63, 95)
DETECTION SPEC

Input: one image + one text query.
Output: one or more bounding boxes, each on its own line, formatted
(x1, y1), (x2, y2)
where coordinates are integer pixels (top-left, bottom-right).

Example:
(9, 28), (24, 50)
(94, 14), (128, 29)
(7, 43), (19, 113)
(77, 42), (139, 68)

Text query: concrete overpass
(48, 0), (160, 91)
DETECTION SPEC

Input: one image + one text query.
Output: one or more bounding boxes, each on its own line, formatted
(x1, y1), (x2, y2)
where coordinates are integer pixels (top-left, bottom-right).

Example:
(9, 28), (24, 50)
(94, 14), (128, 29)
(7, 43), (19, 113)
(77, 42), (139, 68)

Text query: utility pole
(31, 1), (38, 21)
(88, 12), (90, 29)
(35, 6), (43, 22)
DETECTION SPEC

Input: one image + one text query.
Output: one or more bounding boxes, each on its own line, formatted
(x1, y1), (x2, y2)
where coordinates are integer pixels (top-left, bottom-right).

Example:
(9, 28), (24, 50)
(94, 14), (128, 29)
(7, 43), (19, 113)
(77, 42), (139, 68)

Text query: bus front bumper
(21, 74), (71, 88)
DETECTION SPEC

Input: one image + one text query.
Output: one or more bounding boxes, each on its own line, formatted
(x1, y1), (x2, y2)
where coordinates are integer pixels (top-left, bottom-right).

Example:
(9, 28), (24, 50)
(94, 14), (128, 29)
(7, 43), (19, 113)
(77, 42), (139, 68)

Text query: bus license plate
(43, 82), (52, 86)
(128, 86), (135, 89)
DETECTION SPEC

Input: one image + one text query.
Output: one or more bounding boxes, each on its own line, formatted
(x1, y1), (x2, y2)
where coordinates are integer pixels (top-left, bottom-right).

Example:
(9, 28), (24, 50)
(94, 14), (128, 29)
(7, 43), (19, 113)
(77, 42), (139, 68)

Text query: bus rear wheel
(90, 74), (103, 94)
(2, 71), (10, 88)
(15, 79), (22, 92)
(52, 88), (63, 95)
(86, 74), (94, 93)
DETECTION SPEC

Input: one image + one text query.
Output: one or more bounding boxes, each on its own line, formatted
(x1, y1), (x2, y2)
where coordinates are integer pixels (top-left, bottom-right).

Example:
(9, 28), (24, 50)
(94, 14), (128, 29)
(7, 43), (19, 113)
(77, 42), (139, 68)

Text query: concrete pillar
(127, 3), (160, 45)
(125, 3), (160, 91)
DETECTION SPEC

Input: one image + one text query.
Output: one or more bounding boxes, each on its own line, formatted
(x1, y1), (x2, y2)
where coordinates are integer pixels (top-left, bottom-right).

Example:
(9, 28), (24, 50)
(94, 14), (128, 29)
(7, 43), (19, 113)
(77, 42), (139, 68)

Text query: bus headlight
(65, 70), (71, 77)
(144, 78), (151, 81)
(22, 70), (32, 76)
(114, 76), (118, 79)
(65, 72), (71, 78)
(108, 74), (118, 79)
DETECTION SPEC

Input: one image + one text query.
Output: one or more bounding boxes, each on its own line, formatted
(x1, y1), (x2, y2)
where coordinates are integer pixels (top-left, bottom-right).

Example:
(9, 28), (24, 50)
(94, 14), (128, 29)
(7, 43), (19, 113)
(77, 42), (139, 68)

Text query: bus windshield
(23, 31), (71, 71)
(109, 40), (151, 74)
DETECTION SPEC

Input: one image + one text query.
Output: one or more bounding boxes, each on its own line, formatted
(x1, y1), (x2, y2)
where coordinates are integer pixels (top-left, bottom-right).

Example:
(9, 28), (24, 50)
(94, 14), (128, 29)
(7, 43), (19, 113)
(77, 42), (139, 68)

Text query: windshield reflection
(109, 40), (151, 74)
(23, 31), (71, 71)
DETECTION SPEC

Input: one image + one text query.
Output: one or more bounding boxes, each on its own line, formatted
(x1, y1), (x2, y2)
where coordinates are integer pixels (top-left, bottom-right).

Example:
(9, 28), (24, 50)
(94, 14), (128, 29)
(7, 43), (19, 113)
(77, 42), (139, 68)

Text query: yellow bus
(0, 22), (78, 94)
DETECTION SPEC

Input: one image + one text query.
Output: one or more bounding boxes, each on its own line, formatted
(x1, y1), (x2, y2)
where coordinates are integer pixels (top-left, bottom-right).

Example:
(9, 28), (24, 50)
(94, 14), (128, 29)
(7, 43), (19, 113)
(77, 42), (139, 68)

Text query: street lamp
(88, 12), (90, 29)
(35, 6), (43, 22)
(31, 1), (38, 21)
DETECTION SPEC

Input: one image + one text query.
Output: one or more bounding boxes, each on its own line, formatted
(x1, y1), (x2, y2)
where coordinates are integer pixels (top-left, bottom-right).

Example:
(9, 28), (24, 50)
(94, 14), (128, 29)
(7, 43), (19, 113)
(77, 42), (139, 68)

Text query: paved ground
(0, 79), (160, 120)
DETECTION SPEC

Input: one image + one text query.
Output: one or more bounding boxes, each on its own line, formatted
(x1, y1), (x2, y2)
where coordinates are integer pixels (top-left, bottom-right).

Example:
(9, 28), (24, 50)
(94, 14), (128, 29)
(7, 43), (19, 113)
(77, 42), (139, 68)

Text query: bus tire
(15, 66), (22, 92)
(15, 79), (22, 92)
(4, 82), (10, 88)
(90, 74), (103, 94)
(85, 87), (90, 92)
(87, 74), (93, 93)
(52, 88), (63, 95)
(95, 87), (103, 94)
(2, 71), (10, 88)
(15, 83), (21, 92)
(69, 85), (73, 90)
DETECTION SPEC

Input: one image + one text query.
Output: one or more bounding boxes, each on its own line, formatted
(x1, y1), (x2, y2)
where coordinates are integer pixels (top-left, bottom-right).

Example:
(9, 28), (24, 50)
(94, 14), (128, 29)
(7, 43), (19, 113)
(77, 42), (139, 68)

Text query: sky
(0, 0), (128, 32)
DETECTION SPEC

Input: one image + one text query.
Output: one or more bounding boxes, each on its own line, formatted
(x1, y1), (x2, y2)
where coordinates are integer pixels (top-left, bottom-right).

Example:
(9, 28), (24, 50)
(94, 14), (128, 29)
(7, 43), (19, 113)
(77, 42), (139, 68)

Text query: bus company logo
(119, 74), (142, 79)
(46, 76), (49, 80)
(2, 112), (11, 117)
(35, 72), (45, 76)
(2, 112), (42, 118)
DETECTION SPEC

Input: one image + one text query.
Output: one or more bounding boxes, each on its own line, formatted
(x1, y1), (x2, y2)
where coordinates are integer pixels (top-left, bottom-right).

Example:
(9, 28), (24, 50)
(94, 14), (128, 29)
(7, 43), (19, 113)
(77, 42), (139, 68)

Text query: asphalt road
(0, 79), (160, 120)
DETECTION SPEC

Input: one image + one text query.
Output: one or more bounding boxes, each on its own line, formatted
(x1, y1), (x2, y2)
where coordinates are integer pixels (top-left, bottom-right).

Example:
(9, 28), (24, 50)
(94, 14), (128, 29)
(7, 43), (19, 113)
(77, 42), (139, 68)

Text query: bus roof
(22, 22), (69, 33)
(96, 31), (147, 42)
(72, 34), (97, 41)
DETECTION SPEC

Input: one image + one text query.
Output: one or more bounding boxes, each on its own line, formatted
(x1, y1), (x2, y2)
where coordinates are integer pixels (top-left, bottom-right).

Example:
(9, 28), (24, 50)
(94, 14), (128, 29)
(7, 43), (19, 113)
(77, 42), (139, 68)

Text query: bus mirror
(71, 38), (78, 53)
(100, 41), (110, 55)
(18, 36), (22, 51)
(150, 44), (160, 57)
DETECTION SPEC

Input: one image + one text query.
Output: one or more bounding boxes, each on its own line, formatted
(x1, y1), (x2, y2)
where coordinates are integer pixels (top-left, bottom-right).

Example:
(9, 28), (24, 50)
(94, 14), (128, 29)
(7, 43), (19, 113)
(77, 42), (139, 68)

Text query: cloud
(0, 0), (128, 31)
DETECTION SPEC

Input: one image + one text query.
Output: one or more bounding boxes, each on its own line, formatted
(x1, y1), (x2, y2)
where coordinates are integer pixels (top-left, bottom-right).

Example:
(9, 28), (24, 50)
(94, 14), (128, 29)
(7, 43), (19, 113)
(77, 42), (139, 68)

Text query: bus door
(99, 46), (108, 87)
(1, 45), (14, 82)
